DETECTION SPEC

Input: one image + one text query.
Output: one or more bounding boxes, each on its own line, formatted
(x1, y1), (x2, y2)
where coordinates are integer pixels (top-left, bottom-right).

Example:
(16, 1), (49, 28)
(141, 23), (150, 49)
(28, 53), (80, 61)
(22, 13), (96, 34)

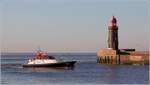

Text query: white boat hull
(22, 61), (76, 67)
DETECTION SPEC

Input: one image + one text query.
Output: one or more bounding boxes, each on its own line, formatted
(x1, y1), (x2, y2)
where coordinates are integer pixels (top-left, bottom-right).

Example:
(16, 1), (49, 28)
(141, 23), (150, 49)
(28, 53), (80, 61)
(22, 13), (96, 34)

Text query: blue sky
(1, 0), (149, 52)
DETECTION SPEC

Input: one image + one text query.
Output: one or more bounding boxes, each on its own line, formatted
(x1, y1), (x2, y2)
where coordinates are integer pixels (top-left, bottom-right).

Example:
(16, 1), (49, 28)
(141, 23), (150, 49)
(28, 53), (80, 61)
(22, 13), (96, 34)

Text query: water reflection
(2, 63), (75, 73)
(96, 64), (149, 84)
(23, 66), (75, 72)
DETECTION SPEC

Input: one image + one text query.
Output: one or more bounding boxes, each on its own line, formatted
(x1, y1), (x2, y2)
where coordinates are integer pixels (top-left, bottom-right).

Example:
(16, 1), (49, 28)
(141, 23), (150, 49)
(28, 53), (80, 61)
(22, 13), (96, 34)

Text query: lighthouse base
(97, 49), (120, 64)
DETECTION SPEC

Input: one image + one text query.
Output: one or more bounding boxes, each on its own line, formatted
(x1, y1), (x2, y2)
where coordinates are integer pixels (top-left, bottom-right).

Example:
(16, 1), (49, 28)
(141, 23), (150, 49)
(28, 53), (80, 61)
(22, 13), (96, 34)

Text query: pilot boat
(22, 50), (76, 67)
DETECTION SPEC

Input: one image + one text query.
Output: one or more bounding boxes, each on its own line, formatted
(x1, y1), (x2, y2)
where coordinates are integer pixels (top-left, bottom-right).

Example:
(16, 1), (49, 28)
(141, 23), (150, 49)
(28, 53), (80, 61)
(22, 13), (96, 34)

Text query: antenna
(37, 45), (42, 53)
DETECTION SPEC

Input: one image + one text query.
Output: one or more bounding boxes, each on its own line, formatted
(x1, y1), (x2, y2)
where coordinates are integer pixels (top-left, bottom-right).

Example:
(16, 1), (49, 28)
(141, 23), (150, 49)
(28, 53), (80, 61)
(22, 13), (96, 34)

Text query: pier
(97, 16), (149, 65)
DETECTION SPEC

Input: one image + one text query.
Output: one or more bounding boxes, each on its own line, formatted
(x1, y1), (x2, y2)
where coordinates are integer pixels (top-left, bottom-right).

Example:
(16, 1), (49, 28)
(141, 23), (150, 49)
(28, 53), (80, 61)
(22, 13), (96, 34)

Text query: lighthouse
(108, 16), (118, 50)
(97, 16), (149, 65)
(96, 16), (120, 64)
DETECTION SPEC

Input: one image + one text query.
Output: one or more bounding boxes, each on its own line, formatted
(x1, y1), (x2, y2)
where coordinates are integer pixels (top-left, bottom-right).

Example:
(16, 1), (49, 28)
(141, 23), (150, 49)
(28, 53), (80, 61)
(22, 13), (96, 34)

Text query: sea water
(1, 53), (149, 84)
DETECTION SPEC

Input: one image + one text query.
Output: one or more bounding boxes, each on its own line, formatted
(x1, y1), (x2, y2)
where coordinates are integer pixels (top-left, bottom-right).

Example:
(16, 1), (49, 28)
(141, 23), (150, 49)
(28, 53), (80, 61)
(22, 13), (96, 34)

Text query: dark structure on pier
(97, 16), (149, 65)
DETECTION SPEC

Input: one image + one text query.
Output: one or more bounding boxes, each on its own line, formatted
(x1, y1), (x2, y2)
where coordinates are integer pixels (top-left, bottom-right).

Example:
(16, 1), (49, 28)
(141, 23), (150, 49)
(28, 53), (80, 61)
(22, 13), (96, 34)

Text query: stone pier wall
(97, 49), (120, 64)
(119, 51), (149, 65)
(97, 49), (149, 65)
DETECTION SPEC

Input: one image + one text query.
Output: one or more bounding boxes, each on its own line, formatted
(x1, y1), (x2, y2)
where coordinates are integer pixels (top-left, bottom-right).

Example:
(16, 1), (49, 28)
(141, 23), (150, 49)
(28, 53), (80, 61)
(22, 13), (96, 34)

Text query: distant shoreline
(1, 51), (149, 55)
(1, 52), (96, 56)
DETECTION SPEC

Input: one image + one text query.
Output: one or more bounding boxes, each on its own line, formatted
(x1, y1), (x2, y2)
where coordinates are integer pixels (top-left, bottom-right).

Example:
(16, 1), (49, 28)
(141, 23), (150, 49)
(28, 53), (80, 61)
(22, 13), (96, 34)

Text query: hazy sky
(1, 0), (149, 52)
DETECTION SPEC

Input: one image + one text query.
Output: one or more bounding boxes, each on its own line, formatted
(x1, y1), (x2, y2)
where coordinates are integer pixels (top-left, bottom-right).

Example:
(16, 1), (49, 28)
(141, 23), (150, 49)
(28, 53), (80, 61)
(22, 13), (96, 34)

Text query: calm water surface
(1, 53), (149, 84)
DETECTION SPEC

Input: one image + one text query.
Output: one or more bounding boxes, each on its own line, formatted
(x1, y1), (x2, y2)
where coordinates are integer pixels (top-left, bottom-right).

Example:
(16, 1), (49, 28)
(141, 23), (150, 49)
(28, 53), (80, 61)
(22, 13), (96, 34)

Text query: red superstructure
(36, 52), (47, 59)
